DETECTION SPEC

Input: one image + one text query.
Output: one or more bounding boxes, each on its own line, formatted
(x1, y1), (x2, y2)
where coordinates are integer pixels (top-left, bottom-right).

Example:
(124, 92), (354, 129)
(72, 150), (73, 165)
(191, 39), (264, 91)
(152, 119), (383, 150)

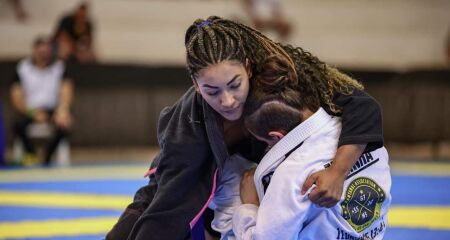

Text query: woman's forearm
(331, 144), (366, 175)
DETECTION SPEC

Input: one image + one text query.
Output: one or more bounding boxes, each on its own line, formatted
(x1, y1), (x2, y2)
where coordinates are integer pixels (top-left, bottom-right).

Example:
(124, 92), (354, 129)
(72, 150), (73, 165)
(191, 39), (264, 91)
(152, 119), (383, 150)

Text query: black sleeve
(105, 174), (157, 240)
(323, 89), (384, 152)
(126, 87), (216, 240)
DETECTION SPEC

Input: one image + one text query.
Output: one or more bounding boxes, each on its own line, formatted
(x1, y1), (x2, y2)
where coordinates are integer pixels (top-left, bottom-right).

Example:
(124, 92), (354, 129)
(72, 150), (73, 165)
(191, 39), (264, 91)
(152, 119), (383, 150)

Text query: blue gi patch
(341, 177), (385, 233)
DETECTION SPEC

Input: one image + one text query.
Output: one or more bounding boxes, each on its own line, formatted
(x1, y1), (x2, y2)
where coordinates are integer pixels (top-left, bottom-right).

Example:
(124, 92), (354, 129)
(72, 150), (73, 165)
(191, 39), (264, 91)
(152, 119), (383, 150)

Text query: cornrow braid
(185, 16), (247, 79)
(185, 16), (296, 80)
(185, 16), (364, 113)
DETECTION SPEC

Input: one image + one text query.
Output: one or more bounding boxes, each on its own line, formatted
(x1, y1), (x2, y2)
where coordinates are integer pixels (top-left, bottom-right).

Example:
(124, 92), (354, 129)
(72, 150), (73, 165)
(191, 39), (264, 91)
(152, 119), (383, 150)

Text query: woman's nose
(221, 91), (235, 108)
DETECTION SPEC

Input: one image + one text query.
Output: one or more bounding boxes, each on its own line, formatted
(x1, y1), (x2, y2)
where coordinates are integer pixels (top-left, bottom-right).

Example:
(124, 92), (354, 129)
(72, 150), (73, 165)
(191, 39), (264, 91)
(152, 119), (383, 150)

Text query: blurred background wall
(0, 0), (449, 161)
(1, 0), (449, 68)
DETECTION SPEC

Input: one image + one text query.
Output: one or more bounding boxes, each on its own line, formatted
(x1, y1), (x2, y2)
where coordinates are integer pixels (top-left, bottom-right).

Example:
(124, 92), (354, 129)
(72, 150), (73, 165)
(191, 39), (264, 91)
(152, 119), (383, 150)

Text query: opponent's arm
(233, 159), (313, 240)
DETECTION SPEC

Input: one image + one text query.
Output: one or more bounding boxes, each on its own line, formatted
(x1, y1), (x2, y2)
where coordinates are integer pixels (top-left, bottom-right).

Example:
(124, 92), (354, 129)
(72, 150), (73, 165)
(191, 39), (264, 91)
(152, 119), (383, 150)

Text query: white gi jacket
(216, 108), (391, 240)
(211, 154), (257, 240)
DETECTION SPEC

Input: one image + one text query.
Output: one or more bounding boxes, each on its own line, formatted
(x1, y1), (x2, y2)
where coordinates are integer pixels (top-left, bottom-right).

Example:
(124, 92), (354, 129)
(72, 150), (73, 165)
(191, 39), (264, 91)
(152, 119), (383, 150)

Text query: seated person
(214, 85), (391, 239)
(53, 2), (95, 63)
(10, 36), (74, 166)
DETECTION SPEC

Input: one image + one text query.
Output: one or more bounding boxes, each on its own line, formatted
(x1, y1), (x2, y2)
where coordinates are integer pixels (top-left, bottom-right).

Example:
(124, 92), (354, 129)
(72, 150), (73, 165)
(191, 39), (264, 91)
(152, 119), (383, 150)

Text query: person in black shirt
(53, 2), (95, 63)
(107, 16), (383, 240)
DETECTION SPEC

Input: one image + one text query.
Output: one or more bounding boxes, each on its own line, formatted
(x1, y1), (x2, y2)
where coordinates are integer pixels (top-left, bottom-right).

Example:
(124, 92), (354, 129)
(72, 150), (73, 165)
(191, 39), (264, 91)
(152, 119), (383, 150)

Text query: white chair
(13, 123), (70, 167)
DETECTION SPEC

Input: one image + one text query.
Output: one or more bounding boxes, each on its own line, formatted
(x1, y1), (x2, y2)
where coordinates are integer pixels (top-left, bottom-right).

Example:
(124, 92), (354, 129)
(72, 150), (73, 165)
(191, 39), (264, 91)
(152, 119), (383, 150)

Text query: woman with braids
(106, 16), (383, 240)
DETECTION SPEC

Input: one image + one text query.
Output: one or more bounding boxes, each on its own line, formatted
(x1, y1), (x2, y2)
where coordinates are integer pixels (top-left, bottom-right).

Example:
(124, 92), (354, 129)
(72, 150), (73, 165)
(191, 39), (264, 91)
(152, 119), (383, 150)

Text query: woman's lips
(222, 105), (240, 114)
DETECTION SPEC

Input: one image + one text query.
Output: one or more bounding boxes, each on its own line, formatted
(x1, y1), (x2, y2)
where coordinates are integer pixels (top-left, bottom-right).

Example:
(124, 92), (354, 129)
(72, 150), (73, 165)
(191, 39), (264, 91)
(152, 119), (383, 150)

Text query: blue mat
(391, 175), (450, 205)
(8, 235), (105, 240)
(0, 205), (120, 222)
(1, 166), (449, 239)
(0, 179), (146, 195)
(385, 227), (450, 240)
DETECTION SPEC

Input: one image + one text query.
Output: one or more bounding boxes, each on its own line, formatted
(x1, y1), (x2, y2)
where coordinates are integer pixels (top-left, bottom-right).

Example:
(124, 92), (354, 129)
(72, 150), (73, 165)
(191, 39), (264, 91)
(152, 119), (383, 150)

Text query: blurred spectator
(241, 0), (292, 40)
(53, 2), (96, 63)
(9, 36), (74, 166)
(8, 0), (28, 22)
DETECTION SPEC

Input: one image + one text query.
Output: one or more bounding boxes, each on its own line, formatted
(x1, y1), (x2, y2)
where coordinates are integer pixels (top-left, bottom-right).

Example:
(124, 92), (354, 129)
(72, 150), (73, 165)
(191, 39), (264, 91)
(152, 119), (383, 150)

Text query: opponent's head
(244, 87), (303, 147)
(243, 55), (319, 146)
(184, 16), (296, 121)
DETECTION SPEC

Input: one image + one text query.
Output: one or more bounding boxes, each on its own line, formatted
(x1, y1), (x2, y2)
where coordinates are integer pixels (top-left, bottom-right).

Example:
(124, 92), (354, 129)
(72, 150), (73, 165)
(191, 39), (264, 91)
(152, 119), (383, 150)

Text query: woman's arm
(107, 88), (217, 240)
(333, 89), (384, 151)
(301, 144), (365, 207)
(302, 89), (383, 207)
(106, 173), (158, 240)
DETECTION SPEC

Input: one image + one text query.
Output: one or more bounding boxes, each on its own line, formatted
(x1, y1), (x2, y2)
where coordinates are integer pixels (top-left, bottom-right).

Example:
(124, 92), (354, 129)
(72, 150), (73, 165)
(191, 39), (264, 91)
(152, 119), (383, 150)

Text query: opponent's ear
(268, 130), (285, 141)
(245, 58), (253, 79)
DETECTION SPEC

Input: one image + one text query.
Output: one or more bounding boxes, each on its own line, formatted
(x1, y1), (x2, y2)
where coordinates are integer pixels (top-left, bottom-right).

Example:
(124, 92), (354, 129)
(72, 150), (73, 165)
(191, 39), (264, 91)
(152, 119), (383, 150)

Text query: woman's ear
(192, 78), (200, 93)
(245, 58), (253, 78)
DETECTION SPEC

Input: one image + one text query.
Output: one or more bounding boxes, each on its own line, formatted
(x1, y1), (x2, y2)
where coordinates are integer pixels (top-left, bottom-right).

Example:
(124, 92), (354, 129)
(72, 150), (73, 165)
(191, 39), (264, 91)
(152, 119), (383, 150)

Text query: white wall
(0, 0), (449, 69)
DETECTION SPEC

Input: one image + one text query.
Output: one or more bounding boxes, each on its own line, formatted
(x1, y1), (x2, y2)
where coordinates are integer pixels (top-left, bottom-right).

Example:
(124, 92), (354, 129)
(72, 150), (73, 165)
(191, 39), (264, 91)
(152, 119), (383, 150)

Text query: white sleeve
(232, 156), (315, 240)
(212, 154), (256, 240)
(231, 204), (259, 239)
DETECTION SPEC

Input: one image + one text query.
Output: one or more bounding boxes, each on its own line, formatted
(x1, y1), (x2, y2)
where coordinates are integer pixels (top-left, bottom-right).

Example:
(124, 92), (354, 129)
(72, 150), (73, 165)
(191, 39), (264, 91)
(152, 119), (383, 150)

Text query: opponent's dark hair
(243, 86), (304, 138)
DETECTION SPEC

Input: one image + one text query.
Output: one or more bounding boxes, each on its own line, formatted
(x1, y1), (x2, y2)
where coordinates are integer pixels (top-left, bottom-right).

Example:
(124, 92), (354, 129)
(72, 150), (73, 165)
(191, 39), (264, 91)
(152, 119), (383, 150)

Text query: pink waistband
(144, 167), (157, 177)
(189, 169), (218, 229)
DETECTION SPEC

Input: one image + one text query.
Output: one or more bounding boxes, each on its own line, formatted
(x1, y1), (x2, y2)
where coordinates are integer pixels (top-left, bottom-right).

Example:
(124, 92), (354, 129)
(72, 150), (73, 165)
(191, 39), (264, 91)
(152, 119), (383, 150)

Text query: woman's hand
(301, 144), (366, 208)
(301, 166), (346, 208)
(240, 168), (259, 206)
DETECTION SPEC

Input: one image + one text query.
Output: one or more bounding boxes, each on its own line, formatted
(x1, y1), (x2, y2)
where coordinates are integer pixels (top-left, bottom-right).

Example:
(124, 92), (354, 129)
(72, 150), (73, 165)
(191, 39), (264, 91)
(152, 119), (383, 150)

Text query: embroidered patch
(341, 177), (385, 233)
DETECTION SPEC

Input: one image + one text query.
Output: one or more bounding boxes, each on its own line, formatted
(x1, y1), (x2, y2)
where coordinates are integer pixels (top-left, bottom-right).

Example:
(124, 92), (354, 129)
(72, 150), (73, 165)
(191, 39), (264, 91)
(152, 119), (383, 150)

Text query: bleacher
(0, 0), (449, 160)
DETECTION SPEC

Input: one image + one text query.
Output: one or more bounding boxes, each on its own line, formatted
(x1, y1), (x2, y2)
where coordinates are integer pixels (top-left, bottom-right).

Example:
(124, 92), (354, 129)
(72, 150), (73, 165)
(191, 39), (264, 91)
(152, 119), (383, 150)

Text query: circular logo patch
(340, 177), (385, 233)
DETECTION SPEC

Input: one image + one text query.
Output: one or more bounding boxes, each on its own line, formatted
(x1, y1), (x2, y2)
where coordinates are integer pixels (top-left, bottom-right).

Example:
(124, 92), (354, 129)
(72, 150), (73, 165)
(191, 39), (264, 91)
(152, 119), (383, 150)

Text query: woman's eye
(230, 83), (241, 89)
(207, 91), (219, 96)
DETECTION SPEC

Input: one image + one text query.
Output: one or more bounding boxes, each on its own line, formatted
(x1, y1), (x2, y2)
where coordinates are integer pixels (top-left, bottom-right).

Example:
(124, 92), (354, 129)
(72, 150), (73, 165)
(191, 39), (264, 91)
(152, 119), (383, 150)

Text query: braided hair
(185, 16), (363, 113)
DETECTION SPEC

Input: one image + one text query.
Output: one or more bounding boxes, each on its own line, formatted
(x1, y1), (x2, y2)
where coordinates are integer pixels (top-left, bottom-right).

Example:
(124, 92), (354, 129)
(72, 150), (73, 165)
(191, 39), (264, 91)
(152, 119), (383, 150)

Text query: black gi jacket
(106, 87), (383, 240)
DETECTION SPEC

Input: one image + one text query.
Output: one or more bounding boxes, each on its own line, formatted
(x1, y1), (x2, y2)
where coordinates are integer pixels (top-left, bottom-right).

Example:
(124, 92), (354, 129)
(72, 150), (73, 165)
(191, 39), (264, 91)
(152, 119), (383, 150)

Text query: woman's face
(194, 60), (251, 121)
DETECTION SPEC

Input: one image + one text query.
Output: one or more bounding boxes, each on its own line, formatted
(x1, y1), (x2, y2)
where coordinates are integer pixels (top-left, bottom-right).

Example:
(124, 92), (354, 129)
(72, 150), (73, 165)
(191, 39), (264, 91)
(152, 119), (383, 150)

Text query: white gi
(211, 154), (257, 240)
(214, 108), (392, 240)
